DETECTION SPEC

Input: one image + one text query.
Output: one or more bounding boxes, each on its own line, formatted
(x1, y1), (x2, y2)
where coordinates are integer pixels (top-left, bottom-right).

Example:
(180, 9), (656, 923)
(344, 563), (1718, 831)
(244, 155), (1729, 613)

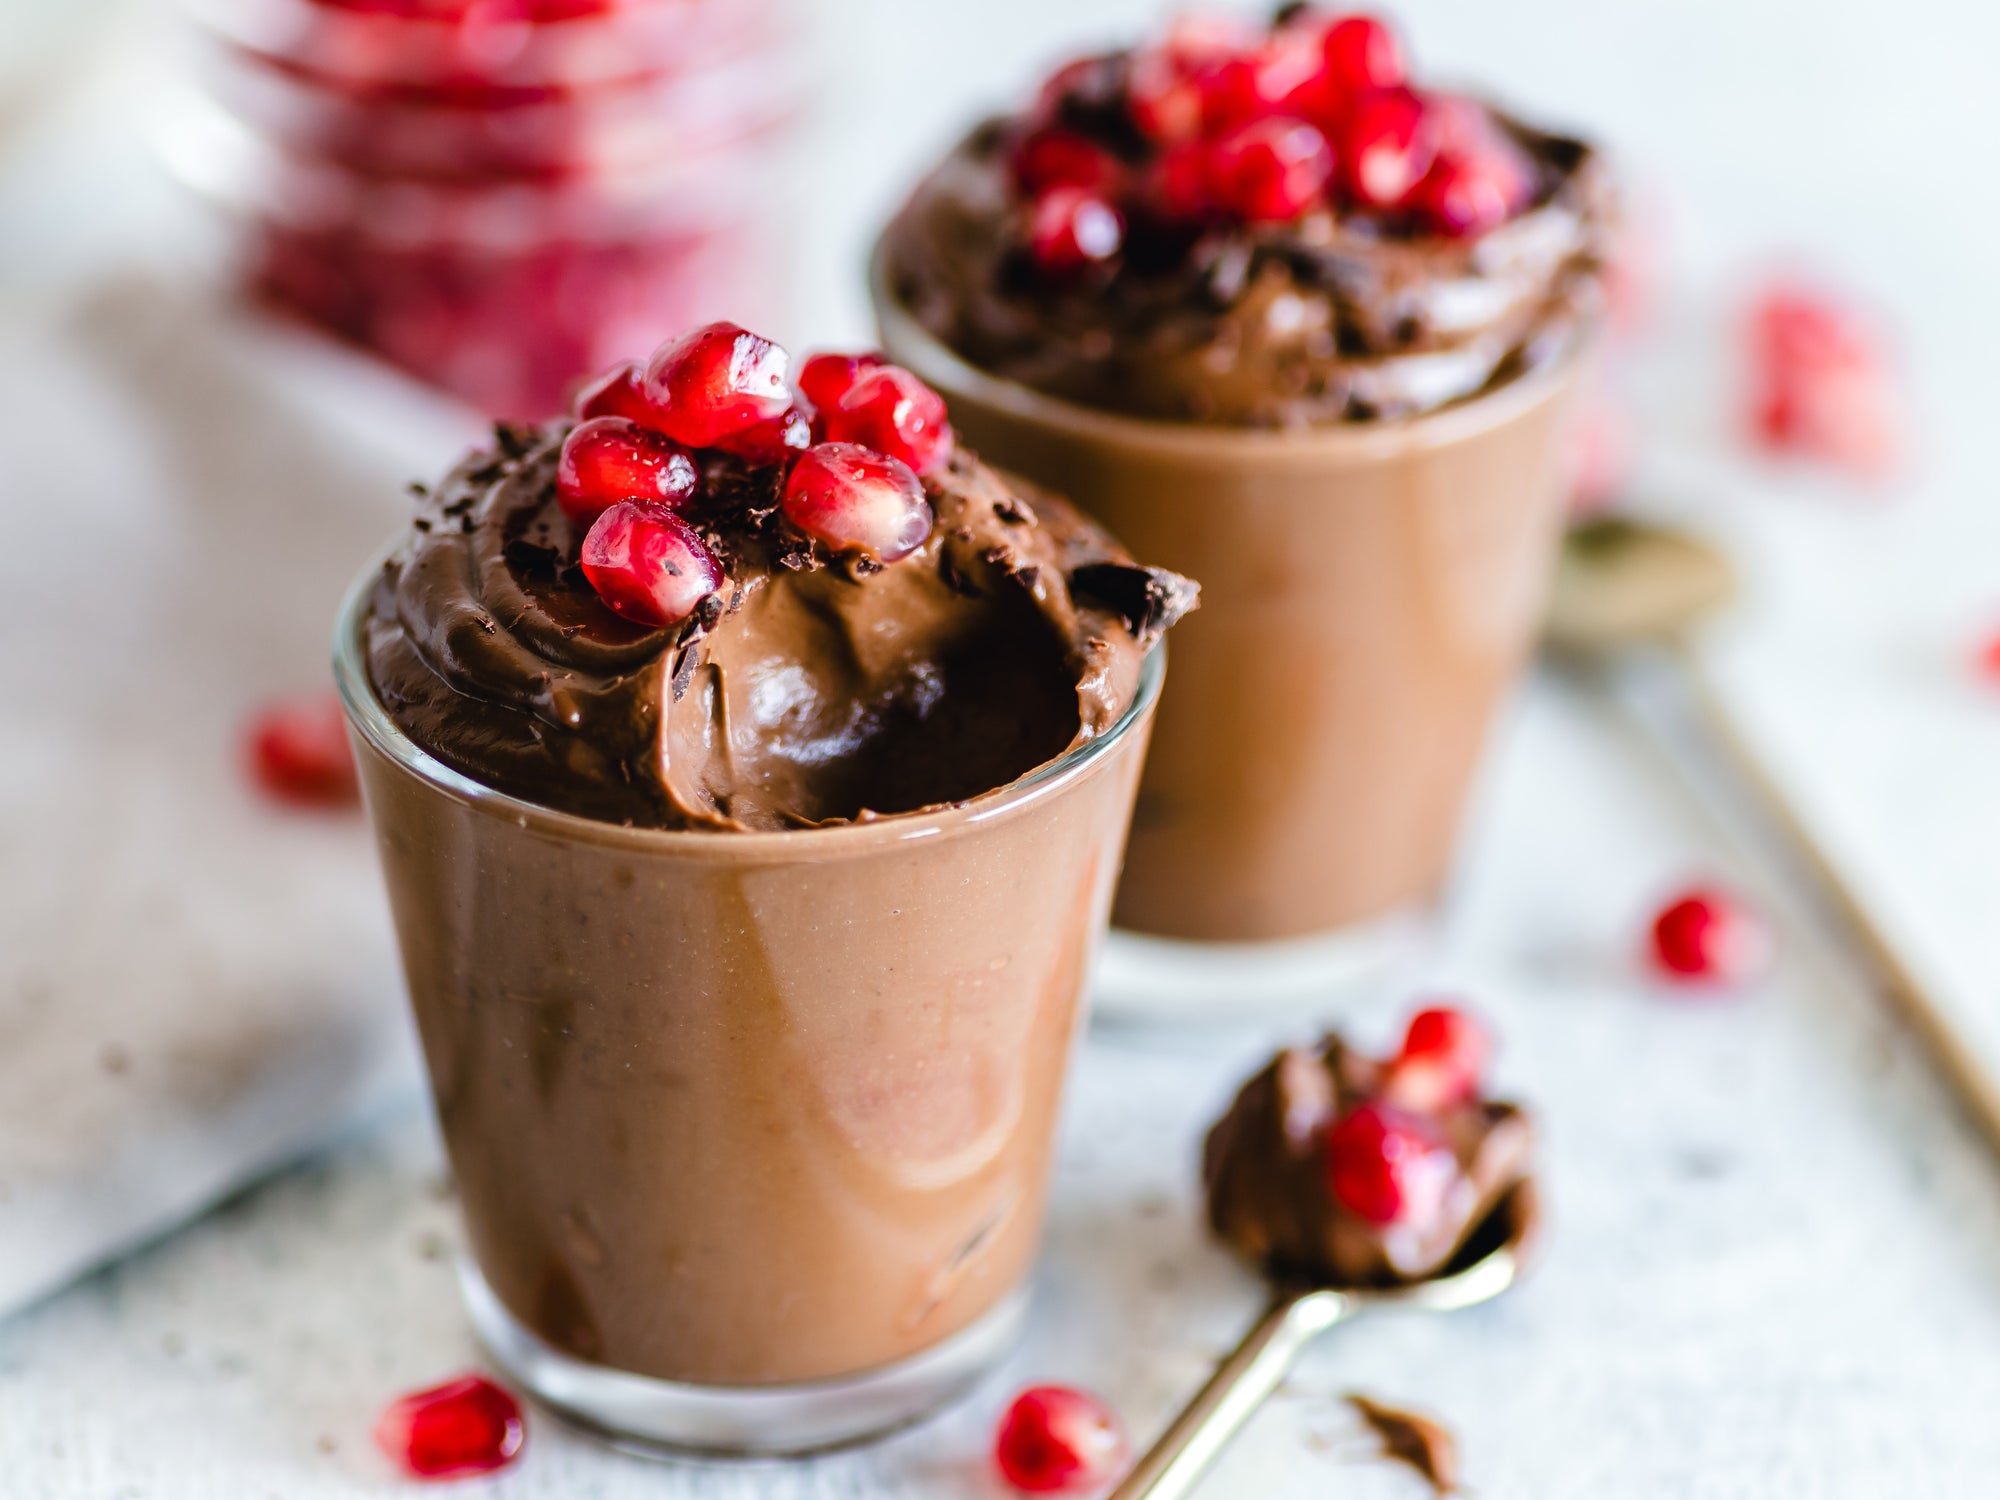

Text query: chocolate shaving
(1015, 564), (1041, 591)
(1068, 562), (1201, 642)
(407, 481), (430, 499)
(493, 421), (538, 459)
(670, 644), (698, 702)
(993, 497), (1031, 525)
(938, 552), (983, 598)
(503, 538), (562, 576)
(693, 593), (726, 631)
(413, 517), (432, 532)
(1347, 1396), (1460, 1497)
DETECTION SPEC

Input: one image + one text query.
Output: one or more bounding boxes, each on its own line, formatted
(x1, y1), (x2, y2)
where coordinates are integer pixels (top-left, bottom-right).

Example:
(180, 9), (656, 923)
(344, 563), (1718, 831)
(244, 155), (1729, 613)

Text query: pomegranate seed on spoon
(246, 693), (358, 809)
(1648, 885), (1773, 986)
(822, 364), (958, 476)
(640, 320), (792, 448)
(994, 1384), (1128, 1494)
(580, 501), (725, 628)
(1338, 86), (1439, 210)
(1382, 1005), (1490, 1113)
(1205, 116), (1335, 223)
(572, 360), (653, 425)
(783, 443), (933, 562)
(556, 416), (698, 527)
(1324, 1100), (1458, 1226)
(373, 1374), (524, 1480)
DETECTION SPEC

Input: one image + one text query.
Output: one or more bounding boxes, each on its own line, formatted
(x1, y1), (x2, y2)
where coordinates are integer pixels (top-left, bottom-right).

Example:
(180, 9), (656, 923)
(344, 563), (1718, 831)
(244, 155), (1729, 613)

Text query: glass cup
(873, 250), (1592, 1019)
(332, 555), (1162, 1455)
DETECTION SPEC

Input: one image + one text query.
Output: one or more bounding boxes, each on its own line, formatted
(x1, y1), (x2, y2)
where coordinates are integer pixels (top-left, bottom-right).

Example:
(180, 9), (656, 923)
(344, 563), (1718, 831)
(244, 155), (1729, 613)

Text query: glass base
(1089, 904), (1432, 1026)
(460, 1261), (1028, 1458)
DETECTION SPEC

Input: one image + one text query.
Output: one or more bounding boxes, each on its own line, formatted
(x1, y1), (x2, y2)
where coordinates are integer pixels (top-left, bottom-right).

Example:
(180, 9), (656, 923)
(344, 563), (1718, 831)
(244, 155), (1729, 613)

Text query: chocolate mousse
(1203, 1007), (1532, 1285)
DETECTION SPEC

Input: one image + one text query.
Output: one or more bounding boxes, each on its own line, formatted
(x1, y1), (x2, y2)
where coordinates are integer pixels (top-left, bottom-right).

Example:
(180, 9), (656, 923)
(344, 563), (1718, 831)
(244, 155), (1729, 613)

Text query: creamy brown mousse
(1204, 1033), (1531, 1286)
(366, 421), (1194, 828)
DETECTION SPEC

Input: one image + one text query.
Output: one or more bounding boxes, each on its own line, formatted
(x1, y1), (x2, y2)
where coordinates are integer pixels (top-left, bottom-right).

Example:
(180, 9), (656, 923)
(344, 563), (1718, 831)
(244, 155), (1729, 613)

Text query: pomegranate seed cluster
(1005, 8), (1538, 275)
(554, 321), (955, 629)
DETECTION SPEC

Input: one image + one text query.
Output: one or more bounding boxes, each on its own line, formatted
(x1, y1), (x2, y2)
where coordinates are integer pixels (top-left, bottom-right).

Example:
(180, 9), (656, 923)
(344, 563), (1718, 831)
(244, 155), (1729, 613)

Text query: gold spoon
(1545, 516), (2000, 1157)
(1108, 1185), (1537, 1500)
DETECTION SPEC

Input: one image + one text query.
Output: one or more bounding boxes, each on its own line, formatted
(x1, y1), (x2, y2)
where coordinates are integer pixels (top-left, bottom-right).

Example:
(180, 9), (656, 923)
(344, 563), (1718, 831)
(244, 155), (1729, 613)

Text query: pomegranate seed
(1382, 1006), (1489, 1113)
(580, 501), (725, 628)
(994, 1385), (1127, 1494)
(1205, 117), (1335, 223)
(1648, 885), (1772, 985)
(1324, 1101), (1457, 1227)
(1201, 29), (1327, 133)
(1338, 86), (1438, 210)
(1148, 142), (1216, 221)
(1320, 13), (1405, 94)
(1027, 186), (1126, 273)
(783, 443), (933, 562)
(1126, 17), (1254, 144)
(795, 351), (881, 416)
(714, 403), (813, 466)
(640, 321), (792, 448)
(1010, 126), (1119, 197)
(572, 360), (653, 425)
(822, 364), (957, 476)
(1978, 630), (2000, 683)
(555, 416), (698, 527)
(1417, 140), (1534, 237)
(246, 693), (358, 809)
(373, 1375), (524, 1480)
(1745, 282), (1904, 480)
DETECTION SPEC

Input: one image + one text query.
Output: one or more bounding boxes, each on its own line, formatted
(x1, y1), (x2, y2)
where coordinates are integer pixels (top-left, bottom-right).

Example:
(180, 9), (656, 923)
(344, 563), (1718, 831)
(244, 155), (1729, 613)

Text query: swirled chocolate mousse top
(884, 8), (1612, 427)
(364, 322), (1196, 831)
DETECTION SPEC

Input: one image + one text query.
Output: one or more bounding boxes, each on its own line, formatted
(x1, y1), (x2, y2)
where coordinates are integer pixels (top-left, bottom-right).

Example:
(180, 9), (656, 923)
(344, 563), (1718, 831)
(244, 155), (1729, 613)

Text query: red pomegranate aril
(994, 1385), (1128, 1494)
(797, 350), (884, 417)
(1324, 1101), (1456, 1227)
(1383, 1005), (1489, 1113)
(1979, 630), (2000, 683)
(823, 364), (957, 477)
(1418, 140), (1533, 237)
(1339, 86), (1439, 210)
(715, 403), (813, 466)
(783, 443), (933, 562)
(556, 416), (698, 527)
(373, 1375), (524, 1480)
(1010, 126), (1119, 197)
(246, 694), (358, 809)
(1745, 284), (1904, 480)
(1027, 186), (1126, 273)
(580, 501), (725, 628)
(1202, 29), (1327, 133)
(1127, 51), (1211, 145)
(573, 360), (653, 425)
(1149, 141), (1216, 221)
(1205, 117), (1335, 223)
(1320, 13), (1405, 94)
(640, 320), (792, 448)
(1648, 886), (1771, 985)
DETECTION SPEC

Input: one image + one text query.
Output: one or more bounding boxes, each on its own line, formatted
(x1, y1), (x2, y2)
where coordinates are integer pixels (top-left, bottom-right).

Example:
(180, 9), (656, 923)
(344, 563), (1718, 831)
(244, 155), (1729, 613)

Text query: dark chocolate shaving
(1068, 562), (1200, 642)
(1347, 1396), (1459, 1496)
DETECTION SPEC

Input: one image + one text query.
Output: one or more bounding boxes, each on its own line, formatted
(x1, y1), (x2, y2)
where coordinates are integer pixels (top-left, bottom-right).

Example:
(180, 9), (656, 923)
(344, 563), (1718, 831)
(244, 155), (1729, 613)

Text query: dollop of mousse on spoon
(1203, 1007), (1534, 1286)
(366, 322), (1198, 830)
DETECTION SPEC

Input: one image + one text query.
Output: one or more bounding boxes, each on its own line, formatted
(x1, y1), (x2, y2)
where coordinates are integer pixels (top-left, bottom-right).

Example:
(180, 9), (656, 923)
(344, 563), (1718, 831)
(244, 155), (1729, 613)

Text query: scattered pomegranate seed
(994, 1385), (1128, 1494)
(822, 364), (957, 476)
(1745, 282), (1904, 481)
(783, 443), (933, 562)
(1010, 126), (1120, 197)
(797, 351), (884, 417)
(1417, 138), (1533, 237)
(1324, 1101), (1457, 1226)
(373, 1375), (524, 1481)
(1205, 117), (1335, 222)
(1027, 186), (1127, 273)
(579, 501), (725, 628)
(714, 403), (813, 466)
(1978, 630), (2000, 683)
(1382, 1006), (1489, 1113)
(1338, 86), (1439, 210)
(246, 693), (359, 809)
(1648, 885), (1772, 986)
(1319, 13), (1406, 95)
(555, 416), (698, 527)
(572, 360), (653, 425)
(640, 321), (792, 449)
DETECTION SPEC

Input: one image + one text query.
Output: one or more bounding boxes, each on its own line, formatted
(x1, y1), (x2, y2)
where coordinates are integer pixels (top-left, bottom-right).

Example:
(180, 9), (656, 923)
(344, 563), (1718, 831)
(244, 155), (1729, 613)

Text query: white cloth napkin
(0, 276), (481, 1319)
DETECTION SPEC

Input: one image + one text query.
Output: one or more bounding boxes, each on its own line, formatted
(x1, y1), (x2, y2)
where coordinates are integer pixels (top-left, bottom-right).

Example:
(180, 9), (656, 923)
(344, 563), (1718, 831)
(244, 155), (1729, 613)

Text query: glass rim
(332, 543), (1166, 857)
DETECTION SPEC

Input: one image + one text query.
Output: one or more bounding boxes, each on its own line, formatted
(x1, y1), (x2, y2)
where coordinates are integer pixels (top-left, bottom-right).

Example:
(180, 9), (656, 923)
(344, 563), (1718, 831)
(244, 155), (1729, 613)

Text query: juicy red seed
(1320, 13), (1405, 93)
(580, 501), (725, 628)
(1149, 142), (1216, 221)
(1338, 86), (1438, 209)
(373, 1375), (524, 1480)
(572, 360), (653, 425)
(715, 404), (813, 466)
(556, 416), (697, 527)
(1418, 141), (1533, 237)
(783, 443), (933, 562)
(1649, 886), (1770, 984)
(1324, 1101), (1454, 1226)
(1010, 126), (1119, 197)
(1201, 30), (1327, 133)
(994, 1385), (1127, 1494)
(246, 693), (358, 808)
(1205, 117), (1335, 223)
(640, 320), (791, 448)
(1384, 1005), (1489, 1112)
(796, 351), (883, 416)
(1126, 51), (1211, 144)
(1744, 284), (1902, 479)
(1027, 187), (1126, 274)
(822, 364), (957, 477)
(1979, 630), (2000, 682)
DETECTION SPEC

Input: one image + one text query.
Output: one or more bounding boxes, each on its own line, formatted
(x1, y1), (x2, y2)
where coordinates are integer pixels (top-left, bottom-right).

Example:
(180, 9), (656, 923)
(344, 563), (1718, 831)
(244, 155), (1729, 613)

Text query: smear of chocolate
(1347, 1395), (1460, 1496)
(1068, 562), (1201, 645)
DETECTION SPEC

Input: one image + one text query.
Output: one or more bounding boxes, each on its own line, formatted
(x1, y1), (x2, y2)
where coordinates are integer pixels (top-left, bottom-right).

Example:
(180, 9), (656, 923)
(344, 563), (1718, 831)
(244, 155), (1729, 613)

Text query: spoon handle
(1108, 1288), (1351, 1500)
